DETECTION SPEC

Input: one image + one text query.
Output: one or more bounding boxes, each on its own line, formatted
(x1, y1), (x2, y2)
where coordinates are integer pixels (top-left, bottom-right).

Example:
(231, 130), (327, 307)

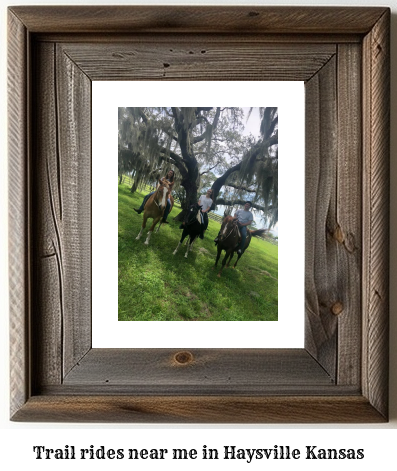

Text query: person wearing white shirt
(198, 188), (213, 239)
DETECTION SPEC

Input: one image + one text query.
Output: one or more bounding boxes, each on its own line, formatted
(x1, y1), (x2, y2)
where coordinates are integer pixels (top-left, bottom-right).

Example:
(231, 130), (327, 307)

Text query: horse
(135, 179), (174, 245)
(213, 216), (267, 277)
(173, 203), (203, 258)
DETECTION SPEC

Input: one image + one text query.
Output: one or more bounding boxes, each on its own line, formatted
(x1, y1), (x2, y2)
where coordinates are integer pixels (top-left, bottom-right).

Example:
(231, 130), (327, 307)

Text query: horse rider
(233, 201), (254, 254)
(198, 188), (213, 238)
(179, 188), (213, 237)
(134, 169), (175, 223)
(214, 201), (254, 254)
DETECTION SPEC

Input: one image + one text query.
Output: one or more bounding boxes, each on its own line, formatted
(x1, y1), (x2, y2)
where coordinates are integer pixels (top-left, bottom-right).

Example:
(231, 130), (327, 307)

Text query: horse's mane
(184, 203), (201, 226)
(222, 215), (235, 224)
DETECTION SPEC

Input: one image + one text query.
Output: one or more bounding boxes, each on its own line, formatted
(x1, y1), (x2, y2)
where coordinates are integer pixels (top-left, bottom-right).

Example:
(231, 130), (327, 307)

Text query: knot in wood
(333, 225), (344, 244)
(331, 302), (344, 316)
(174, 351), (193, 365)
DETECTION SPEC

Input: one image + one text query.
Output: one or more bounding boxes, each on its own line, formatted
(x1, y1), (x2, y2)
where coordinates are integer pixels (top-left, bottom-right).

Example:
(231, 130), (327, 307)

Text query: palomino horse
(136, 180), (174, 245)
(213, 216), (266, 277)
(173, 203), (202, 258)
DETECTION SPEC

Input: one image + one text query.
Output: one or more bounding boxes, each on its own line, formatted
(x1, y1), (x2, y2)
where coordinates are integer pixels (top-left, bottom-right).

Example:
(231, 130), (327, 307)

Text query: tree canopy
(118, 107), (278, 227)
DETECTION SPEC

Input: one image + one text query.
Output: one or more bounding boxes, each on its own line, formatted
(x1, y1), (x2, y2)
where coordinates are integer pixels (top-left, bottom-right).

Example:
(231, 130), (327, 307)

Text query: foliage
(118, 184), (278, 321)
(118, 107), (278, 227)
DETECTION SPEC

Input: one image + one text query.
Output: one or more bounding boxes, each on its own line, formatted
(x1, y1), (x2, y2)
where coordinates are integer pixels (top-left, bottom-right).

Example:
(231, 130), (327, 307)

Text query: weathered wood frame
(8, 6), (390, 423)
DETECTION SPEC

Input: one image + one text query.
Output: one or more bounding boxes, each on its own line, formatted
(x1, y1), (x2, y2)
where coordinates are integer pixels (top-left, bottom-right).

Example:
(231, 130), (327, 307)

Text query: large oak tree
(118, 107), (278, 226)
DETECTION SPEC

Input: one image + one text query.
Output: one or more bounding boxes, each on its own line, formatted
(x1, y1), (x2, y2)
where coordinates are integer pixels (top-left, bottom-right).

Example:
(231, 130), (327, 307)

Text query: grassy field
(118, 183), (278, 321)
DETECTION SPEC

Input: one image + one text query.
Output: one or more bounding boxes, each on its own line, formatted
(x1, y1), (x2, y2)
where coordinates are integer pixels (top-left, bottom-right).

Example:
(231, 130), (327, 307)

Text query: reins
(221, 220), (239, 242)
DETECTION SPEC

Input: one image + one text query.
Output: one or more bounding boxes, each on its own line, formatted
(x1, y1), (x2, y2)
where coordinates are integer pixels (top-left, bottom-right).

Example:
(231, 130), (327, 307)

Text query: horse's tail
(249, 229), (268, 238)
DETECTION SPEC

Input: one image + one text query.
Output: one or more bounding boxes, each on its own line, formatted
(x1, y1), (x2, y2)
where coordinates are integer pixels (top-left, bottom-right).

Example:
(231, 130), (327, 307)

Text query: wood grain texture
(55, 45), (91, 377)
(362, 10), (390, 419)
(31, 42), (92, 388)
(336, 44), (362, 386)
(8, 6), (390, 423)
(11, 396), (385, 424)
(304, 57), (338, 378)
(9, 6), (387, 34)
(32, 42), (63, 387)
(60, 42), (335, 82)
(34, 33), (363, 45)
(8, 10), (29, 419)
(62, 349), (333, 390)
(304, 43), (363, 386)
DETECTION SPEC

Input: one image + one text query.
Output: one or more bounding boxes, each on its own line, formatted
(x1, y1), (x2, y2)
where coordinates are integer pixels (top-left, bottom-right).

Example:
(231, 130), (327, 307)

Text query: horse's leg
(136, 213), (148, 240)
(185, 236), (197, 257)
(233, 255), (241, 268)
(226, 251), (234, 268)
(233, 252), (243, 268)
(173, 229), (187, 255)
(213, 245), (222, 270)
(155, 211), (166, 233)
(234, 235), (249, 267)
(184, 238), (190, 258)
(136, 227), (143, 240)
(144, 217), (161, 245)
(185, 235), (196, 258)
(173, 241), (181, 255)
(218, 249), (232, 277)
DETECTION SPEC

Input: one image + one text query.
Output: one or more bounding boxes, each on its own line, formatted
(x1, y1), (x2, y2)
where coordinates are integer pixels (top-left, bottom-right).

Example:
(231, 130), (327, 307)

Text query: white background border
(92, 81), (305, 348)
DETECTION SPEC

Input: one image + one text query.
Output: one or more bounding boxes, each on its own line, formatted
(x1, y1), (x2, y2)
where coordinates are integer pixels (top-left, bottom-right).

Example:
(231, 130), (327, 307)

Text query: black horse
(173, 203), (203, 258)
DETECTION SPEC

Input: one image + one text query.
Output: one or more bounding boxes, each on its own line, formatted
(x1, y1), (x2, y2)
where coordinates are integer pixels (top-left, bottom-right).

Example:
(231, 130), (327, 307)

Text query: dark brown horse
(135, 179), (174, 245)
(213, 216), (266, 277)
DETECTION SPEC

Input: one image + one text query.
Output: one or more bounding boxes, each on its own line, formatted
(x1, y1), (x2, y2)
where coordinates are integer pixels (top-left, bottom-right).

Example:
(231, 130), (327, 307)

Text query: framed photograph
(8, 6), (390, 423)
(94, 84), (304, 348)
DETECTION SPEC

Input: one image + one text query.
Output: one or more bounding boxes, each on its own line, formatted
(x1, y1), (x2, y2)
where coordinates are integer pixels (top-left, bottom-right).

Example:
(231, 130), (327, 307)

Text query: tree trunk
(171, 107), (200, 221)
(130, 168), (143, 193)
(174, 179), (198, 221)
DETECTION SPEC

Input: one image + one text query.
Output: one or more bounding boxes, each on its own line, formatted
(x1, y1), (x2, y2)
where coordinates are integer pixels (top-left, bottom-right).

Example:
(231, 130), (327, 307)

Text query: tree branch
(225, 183), (257, 193)
(200, 164), (218, 175)
(214, 198), (273, 212)
(138, 108), (148, 124)
(159, 147), (188, 179)
(193, 107), (221, 144)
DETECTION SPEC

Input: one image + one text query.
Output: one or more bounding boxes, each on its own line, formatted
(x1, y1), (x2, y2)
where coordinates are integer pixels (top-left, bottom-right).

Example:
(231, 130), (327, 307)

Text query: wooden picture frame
(8, 6), (390, 423)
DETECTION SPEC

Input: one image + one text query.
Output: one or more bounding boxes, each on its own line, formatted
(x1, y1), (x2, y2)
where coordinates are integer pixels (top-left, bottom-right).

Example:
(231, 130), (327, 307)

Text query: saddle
(195, 206), (204, 225)
(233, 227), (250, 251)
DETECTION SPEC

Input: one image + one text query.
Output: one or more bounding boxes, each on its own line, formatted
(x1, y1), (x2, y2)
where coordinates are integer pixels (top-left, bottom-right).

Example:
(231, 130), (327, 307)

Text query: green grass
(118, 183), (278, 321)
